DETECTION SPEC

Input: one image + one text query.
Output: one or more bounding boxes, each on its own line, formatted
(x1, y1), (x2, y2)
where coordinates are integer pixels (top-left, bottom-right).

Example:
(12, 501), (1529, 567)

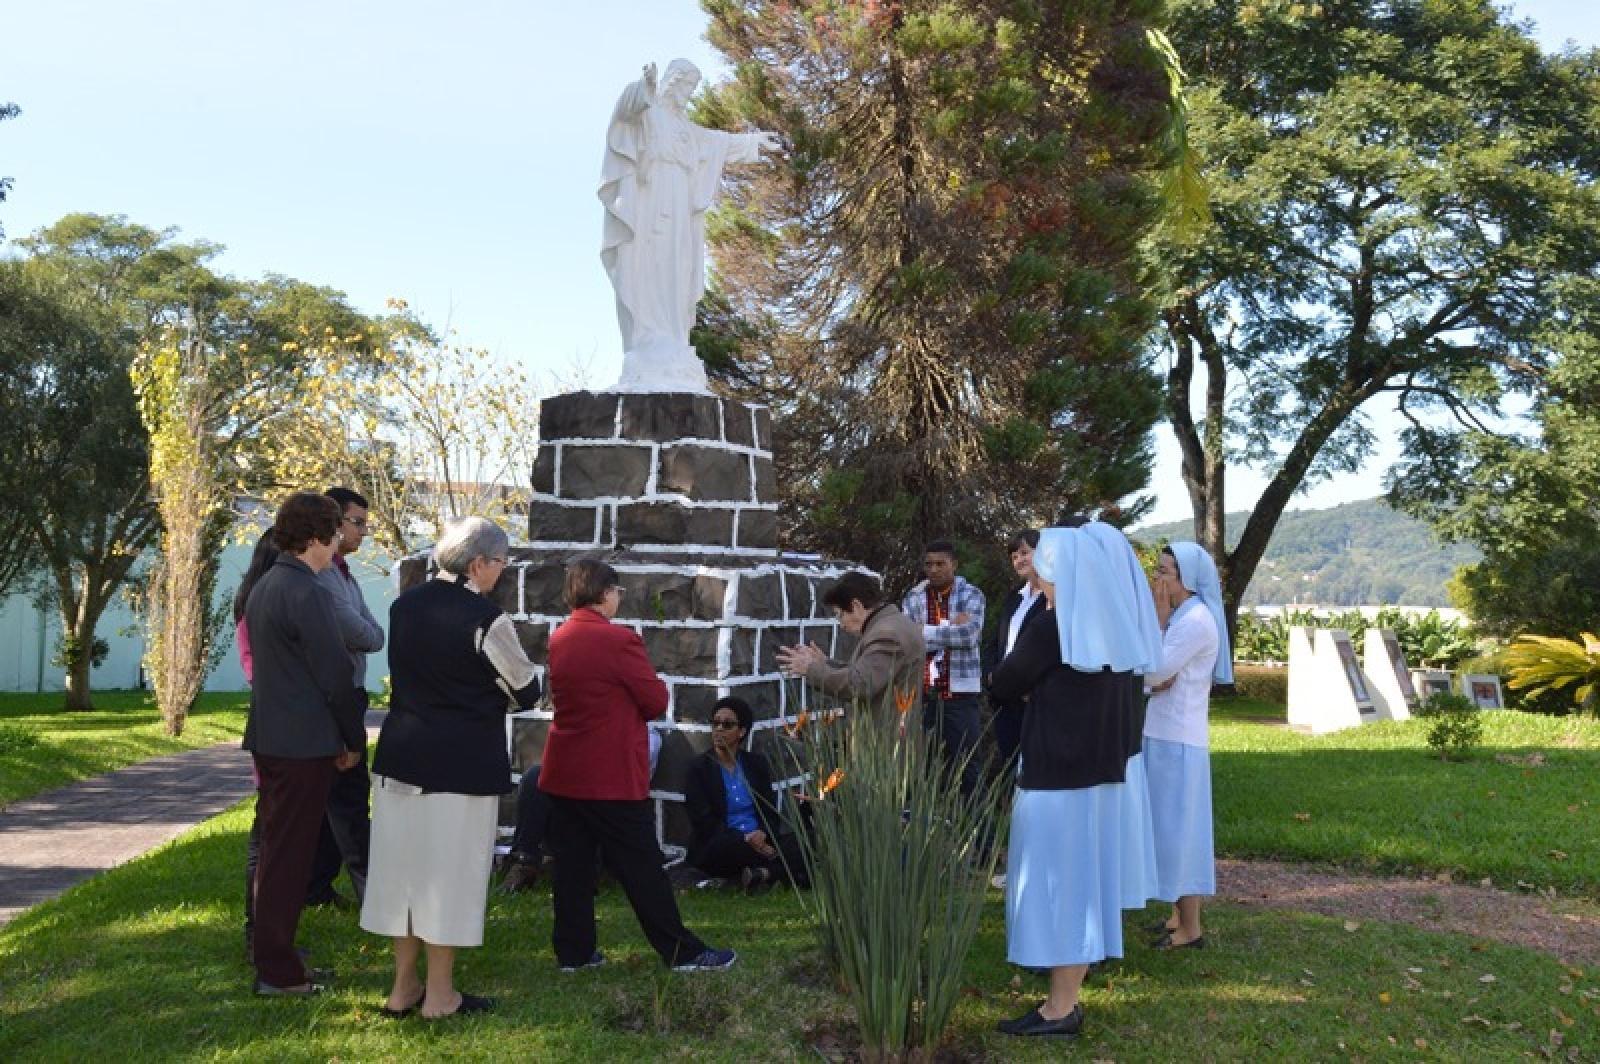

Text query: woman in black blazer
(684, 697), (807, 889)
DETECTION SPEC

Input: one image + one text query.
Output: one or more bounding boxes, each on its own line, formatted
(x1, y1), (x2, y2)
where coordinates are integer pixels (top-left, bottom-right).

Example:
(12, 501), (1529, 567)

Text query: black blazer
(243, 556), (363, 759)
(989, 608), (1137, 791)
(983, 585), (1048, 685)
(684, 749), (781, 866)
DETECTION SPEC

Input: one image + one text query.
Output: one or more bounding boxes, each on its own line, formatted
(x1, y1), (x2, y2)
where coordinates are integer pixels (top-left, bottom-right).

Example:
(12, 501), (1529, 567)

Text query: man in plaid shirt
(901, 539), (986, 799)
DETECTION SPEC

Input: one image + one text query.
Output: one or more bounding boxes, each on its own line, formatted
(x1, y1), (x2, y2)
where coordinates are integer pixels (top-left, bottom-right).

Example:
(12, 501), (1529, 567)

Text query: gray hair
(433, 517), (509, 575)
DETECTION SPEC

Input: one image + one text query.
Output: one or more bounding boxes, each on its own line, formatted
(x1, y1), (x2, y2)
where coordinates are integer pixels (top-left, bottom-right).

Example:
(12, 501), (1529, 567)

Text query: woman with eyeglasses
(683, 696), (807, 890)
(539, 558), (736, 974)
(360, 517), (540, 1019)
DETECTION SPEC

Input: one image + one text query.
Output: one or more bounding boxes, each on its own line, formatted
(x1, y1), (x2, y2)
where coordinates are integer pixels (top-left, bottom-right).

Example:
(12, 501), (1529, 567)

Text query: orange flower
(820, 768), (845, 796)
(784, 709), (810, 738)
(893, 686), (917, 714)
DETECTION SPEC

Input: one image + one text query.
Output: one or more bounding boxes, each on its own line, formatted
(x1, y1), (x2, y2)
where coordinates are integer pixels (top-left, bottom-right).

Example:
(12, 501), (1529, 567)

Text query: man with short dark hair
(305, 486), (385, 907)
(902, 540), (986, 799)
(777, 570), (923, 709)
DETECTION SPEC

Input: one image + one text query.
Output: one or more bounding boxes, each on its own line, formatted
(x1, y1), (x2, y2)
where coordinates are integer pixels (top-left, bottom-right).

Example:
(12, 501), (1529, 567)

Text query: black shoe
(498, 860), (542, 894)
(427, 992), (494, 1018)
(379, 991), (424, 1019)
(254, 980), (327, 998)
(672, 947), (737, 972)
(740, 865), (773, 892)
(997, 1003), (1084, 1038)
(1152, 932), (1206, 951)
(558, 950), (606, 973)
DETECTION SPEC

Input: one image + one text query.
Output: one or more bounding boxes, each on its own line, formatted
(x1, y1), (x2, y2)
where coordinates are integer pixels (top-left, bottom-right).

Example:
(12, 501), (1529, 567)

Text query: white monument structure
(599, 59), (781, 394)
(1362, 627), (1417, 721)
(1287, 626), (1377, 733)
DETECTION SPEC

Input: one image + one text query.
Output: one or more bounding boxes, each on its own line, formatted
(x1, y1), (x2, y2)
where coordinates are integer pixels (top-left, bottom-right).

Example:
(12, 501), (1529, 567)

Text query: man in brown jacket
(777, 571), (924, 710)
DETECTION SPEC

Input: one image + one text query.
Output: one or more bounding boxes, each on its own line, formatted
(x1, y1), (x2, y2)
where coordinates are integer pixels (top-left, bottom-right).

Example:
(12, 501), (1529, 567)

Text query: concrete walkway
(0, 710), (384, 929)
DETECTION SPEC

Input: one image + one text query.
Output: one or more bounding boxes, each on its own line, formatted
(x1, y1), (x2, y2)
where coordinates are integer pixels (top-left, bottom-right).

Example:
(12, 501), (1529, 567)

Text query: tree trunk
(63, 638), (94, 711)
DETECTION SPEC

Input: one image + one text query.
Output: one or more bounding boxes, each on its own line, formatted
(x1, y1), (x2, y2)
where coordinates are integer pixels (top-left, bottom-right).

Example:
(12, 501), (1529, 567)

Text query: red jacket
(539, 607), (669, 801)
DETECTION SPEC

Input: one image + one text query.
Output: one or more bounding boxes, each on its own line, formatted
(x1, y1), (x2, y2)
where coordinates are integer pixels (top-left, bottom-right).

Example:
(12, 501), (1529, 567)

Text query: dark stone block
(615, 572), (728, 622)
(752, 456), (777, 503)
(735, 573), (782, 619)
(531, 447), (556, 494)
(737, 509), (778, 550)
(619, 393), (722, 442)
(671, 683), (724, 722)
(760, 626), (803, 673)
(540, 391), (619, 441)
(560, 444), (652, 499)
(730, 630), (756, 673)
(814, 576), (838, 615)
(723, 402), (756, 447)
(528, 500), (598, 544)
(485, 569), (519, 615)
(753, 406), (773, 451)
(643, 627), (721, 677)
(515, 621), (551, 664)
(658, 797), (692, 846)
(616, 502), (735, 547)
(521, 561), (569, 618)
(652, 729), (705, 795)
(657, 445), (752, 503)
(784, 573), (813, 619)
(734, 680), (784, 719)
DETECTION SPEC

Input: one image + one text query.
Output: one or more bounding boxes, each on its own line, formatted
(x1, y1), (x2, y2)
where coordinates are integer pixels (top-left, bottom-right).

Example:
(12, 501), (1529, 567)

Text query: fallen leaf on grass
(1344, 920), (1361, 932)
(1549, 850), (1569, 861)
(1462, 1014), (1493, 1028)
(1293, 812), (1312, 822)
(1479, 974), (1497, 984)
(1479, 878), (1494, 888)
(1414, 1038), (1429, 1049)
(1378, 992), (1392, 1004)
(1555, 1008), (1574, 1027)
(1408, 967), (1425, 974)
(1568, 968), (1584, 980)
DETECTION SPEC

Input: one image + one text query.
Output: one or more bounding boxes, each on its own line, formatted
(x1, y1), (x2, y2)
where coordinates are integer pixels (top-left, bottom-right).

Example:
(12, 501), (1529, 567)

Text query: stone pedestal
(399, 390), (862, 858)
(1287, 627), (1377, 734)
(1362, 628), (1417, 721)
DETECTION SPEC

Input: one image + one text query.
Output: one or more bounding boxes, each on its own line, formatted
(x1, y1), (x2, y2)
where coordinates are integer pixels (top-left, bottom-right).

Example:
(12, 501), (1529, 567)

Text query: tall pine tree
(697, 1), (1183, 587)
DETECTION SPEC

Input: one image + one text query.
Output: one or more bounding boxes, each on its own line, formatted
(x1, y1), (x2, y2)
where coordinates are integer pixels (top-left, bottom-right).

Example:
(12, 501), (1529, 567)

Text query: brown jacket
(805, 604), (925, 710)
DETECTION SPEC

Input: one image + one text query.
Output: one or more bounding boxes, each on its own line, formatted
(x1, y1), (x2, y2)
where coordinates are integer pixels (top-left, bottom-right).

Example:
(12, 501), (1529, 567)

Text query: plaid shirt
(901, 576), (986, 696)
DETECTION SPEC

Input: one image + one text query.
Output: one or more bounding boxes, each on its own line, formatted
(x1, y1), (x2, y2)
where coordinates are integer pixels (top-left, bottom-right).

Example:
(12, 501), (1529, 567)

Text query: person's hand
(335, 749), (361, 771)
(776, 642), (824, 677)
(745, 829), (776, 857)
(1149, 676), (1176, 694)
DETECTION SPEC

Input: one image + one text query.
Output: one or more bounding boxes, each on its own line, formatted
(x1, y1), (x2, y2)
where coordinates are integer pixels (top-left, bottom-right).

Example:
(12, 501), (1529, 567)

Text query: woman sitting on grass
(684, 696), (806, 890)
(1141, 542), (1229, 950)
(988, 521), (1163, 1040)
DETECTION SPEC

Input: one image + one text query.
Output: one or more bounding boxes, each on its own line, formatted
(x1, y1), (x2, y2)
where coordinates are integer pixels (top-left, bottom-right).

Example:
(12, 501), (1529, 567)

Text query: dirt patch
(1218, 857), (1600, 967)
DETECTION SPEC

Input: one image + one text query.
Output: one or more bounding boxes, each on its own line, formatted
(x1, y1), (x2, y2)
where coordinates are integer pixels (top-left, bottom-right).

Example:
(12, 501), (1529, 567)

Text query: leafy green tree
(0, 101), (18, 239)
(697, 0), (1186, 584)
(1156, 0), (1600, 638)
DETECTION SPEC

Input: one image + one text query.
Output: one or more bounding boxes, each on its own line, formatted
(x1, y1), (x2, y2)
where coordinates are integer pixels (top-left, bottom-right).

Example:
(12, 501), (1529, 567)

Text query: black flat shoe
(1152, 932), (1206, 951)
(427, 992), (495, 1019)
(997, 1003), (1084, 1038)
(380, 991), (425, 1019)
(254, 980), (326, 997)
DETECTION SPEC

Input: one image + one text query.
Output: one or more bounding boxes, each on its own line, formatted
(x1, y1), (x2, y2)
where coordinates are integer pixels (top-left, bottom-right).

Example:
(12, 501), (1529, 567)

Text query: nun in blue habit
(1142, 541), (1231, 950)
(988, 522), (1164, 1039)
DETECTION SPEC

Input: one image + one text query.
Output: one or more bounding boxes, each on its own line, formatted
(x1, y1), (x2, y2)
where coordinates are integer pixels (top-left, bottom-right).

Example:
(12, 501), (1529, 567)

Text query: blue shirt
(721, 762), (760, 834)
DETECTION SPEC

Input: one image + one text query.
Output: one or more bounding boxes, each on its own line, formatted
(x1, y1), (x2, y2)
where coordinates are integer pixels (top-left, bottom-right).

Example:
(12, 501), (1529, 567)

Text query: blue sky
(3, 1), (1593, 526)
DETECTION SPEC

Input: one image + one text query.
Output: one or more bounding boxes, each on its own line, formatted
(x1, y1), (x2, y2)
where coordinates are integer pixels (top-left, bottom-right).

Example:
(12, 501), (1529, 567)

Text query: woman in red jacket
(539, 558), (735, 973)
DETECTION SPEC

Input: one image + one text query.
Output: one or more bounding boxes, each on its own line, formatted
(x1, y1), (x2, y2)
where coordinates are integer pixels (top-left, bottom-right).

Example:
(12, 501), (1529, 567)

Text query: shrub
(1502, 633), (1600, 717)
(1232, 663), (1287, 706)
(777, 683), (1009, 1060)
(1414, 692), (1483, 761)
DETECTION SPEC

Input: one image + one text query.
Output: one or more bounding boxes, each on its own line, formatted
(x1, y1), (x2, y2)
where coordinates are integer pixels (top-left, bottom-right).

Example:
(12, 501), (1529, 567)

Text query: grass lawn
(0, 690), (250, 810)
(1, 800), (1594, 1061)
(1211, 699), (1600, 898)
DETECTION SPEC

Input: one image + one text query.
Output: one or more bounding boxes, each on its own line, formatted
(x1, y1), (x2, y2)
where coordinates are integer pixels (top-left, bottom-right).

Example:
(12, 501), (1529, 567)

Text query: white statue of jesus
(599, 59), (780, 393)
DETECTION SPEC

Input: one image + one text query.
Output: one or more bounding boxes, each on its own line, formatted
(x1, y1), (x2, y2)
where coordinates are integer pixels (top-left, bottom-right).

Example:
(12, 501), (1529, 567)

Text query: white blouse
(1143, 602), (1219, 748)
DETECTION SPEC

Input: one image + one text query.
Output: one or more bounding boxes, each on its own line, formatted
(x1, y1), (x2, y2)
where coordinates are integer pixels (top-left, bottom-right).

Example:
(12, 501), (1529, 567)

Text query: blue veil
(1032, 523), (1164, 675)
(1166, 541), (1234, 684)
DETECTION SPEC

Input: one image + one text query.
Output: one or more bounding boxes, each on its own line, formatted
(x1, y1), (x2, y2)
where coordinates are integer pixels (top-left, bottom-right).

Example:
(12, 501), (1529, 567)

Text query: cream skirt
(359, 775), (498, 948)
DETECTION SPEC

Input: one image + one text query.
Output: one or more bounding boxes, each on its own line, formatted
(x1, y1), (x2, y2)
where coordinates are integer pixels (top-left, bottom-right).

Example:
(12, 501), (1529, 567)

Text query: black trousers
(991, 699), (1024, 774)
(693, 829), (809, 887)
(251, 753), (335, 988)
(922, 692), (982, 798)
(507, 764), (551, 861)
(545, 794), (707, 968)
(307, 689), (371, 902)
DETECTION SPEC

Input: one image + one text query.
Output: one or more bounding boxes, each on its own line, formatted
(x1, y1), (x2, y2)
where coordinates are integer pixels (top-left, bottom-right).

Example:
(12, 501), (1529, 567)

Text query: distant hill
(1131, 497), (1480, 608)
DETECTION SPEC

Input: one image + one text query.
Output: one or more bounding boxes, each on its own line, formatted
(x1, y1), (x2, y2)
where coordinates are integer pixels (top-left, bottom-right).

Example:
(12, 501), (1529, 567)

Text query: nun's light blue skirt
(1144, 736), (1216, 900)
(1113, 752), (1160, 908)
(1005, 785), (1126, 967)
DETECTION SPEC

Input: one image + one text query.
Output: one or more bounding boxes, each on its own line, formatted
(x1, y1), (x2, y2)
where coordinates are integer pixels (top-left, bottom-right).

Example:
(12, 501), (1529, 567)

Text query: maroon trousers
(251, 753), (337, 988)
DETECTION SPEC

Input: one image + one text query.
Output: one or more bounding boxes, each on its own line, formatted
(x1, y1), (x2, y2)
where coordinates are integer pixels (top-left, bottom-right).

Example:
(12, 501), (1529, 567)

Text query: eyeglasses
(710, 719), (741, 730)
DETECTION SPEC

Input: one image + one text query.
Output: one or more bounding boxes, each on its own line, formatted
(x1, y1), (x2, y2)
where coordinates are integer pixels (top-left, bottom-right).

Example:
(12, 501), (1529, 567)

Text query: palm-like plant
(1503, 633), (1600, 715)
